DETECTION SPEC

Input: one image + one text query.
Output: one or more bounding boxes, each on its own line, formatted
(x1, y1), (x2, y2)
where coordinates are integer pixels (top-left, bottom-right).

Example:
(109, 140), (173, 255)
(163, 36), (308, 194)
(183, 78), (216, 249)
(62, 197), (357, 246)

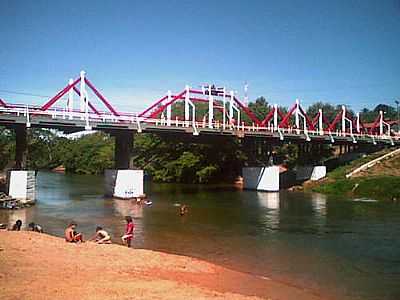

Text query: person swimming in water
(90, 226), (111, 244)
(179, 204), (188, 216)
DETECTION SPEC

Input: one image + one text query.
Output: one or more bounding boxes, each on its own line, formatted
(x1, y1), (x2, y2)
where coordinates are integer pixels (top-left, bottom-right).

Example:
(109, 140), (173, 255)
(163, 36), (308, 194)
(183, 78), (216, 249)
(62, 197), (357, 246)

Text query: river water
(1, 171), (400, 300)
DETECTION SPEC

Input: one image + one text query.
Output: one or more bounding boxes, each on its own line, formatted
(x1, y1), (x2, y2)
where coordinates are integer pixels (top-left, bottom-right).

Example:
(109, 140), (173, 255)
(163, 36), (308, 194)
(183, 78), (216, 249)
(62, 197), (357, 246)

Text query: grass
(310, 148), (400, 200)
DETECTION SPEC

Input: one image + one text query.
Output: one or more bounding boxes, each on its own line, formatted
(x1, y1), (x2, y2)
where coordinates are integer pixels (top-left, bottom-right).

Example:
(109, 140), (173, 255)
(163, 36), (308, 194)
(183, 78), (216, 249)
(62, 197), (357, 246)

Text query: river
(1, 171), (400, 300)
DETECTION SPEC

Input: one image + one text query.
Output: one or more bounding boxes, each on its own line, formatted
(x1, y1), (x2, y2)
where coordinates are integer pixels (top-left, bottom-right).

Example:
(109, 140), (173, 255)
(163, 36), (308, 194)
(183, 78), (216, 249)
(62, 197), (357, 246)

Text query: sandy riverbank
(0, 231), (330, 300)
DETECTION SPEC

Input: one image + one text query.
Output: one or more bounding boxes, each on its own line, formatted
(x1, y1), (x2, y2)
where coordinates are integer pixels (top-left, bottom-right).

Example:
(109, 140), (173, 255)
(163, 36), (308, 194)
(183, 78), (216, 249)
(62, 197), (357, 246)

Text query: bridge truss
(0, 70), (397, 145)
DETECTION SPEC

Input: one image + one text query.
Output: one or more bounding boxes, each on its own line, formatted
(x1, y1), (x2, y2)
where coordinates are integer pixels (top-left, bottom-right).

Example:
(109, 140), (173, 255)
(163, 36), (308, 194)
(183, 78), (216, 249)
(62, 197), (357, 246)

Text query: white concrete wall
(7, 170), (36, 201)
(310, 166), (326, 181)
(243, 166), (280, 192)
(296, 166), (326, 181)
(105, 169), (144, 199)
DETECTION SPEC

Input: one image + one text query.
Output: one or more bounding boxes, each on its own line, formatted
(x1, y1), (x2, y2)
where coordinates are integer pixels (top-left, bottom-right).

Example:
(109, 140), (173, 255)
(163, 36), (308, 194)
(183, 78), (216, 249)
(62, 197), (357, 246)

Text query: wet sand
(0, 231), (329, 300)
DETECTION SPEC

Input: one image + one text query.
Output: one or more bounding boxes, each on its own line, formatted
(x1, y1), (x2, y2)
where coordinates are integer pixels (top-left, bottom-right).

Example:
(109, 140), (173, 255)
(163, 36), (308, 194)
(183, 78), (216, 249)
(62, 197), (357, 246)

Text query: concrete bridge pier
(105, 130), (144, 199)
(114, 130), (134, 169)
(6, 124), (36, 205)
(242, 139), (280, 192)
(295, 143), (327, 182)
(14, 124), (27, 170)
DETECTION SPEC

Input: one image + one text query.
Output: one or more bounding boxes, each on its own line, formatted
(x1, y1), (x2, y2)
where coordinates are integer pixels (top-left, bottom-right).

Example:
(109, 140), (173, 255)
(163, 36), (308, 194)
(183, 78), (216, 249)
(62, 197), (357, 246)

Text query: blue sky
(0, 0), (399, 113)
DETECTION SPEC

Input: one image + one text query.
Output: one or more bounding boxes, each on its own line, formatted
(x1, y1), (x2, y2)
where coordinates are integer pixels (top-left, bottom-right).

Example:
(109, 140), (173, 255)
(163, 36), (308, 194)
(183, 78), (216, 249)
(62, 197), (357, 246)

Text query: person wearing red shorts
(65, 222), (84, 243)
(121, 216), (134, 247)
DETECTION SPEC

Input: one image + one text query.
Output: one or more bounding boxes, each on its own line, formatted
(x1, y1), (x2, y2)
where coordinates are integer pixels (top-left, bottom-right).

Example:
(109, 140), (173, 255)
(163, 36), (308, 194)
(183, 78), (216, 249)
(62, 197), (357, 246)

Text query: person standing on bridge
(121, 216), (134, 248)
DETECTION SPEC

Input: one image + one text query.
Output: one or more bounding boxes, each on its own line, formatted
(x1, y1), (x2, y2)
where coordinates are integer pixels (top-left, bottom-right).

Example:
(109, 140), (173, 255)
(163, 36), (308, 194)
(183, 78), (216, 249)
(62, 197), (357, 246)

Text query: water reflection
(113, 199), (143, 218)
(256, 192), (280, 232)
(311, 193), (327, 217)
(257, 192), (280, 210)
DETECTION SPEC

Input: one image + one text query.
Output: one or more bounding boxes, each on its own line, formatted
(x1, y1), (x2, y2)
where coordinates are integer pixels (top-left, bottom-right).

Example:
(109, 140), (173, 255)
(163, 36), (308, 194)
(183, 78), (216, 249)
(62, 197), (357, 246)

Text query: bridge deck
(0, 107), (397, 145)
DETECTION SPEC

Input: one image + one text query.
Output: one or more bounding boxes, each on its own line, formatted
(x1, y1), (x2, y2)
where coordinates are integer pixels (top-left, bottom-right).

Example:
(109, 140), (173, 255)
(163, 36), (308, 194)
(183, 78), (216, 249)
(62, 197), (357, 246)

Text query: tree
(0, 127), (15, 169)
(61, 132), (114, 174)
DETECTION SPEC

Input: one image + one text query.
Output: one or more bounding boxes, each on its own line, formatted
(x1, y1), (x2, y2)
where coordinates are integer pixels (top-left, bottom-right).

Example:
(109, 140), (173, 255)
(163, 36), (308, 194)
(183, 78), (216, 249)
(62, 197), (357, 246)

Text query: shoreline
(0, 231), (331, 300)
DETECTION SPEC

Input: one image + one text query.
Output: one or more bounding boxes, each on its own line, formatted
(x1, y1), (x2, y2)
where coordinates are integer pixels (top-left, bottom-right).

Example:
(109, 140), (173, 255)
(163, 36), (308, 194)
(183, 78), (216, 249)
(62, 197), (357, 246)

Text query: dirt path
(0, 231), (330, 300)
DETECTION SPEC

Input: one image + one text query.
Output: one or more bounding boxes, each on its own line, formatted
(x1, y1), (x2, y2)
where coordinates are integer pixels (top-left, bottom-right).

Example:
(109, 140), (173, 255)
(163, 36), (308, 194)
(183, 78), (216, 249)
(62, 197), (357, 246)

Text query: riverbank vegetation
(310, 148), (400, 200)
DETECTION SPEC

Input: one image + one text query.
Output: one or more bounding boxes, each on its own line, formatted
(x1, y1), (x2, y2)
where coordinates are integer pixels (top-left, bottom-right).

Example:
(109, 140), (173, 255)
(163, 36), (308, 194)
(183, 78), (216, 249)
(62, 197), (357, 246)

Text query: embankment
(307, 148), (400, 200)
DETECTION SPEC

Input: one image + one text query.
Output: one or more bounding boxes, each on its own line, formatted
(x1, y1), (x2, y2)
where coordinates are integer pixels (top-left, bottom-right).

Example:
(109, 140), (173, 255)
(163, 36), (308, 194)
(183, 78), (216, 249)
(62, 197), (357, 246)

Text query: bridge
(0, 70), (398, 170)
(1, 70), (398, 200)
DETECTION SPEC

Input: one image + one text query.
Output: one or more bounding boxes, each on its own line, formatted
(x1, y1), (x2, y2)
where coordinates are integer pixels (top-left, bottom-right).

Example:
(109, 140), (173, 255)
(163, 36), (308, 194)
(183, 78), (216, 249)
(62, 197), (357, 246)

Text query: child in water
(179, 204), (188, 216)
(121, 216), (134, 247)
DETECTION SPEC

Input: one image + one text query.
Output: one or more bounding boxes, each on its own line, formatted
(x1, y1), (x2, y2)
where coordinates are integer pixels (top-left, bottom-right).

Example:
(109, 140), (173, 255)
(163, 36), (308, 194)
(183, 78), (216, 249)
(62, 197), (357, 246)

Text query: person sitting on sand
(179, 204), (188, 216)
(90, 226), (111, 244)
(121, 216), (134, 248)
(28, 222), (43, 233)
(65, 222), (84, 243)
(11, 220), (22, 231)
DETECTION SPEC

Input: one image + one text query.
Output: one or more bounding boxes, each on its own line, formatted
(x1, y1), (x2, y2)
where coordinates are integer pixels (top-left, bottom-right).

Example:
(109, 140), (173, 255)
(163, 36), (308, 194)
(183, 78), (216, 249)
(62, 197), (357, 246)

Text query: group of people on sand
(0, 219), (43, 232)
(3, 204), (187, 246)
(64, 216), (135, 247)
(2, 216), (135, 247)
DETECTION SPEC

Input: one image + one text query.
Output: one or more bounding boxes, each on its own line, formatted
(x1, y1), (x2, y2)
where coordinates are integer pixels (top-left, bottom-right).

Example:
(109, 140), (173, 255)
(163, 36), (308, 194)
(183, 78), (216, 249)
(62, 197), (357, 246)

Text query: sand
(0, 231), (329, 300)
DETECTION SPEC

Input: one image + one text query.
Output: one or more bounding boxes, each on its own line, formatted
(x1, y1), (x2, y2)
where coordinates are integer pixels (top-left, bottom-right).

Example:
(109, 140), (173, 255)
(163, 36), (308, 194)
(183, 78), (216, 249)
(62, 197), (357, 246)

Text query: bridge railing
(0, 105), (397, 144)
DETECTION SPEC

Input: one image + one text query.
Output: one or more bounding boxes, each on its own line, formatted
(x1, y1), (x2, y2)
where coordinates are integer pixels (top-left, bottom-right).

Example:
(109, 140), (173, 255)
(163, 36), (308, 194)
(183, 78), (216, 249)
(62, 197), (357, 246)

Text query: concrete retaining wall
(7, 170), (36, 202)
(243, 166), (280, 192)
(105, 169), (144, 199)
(296, 166), (326, 181)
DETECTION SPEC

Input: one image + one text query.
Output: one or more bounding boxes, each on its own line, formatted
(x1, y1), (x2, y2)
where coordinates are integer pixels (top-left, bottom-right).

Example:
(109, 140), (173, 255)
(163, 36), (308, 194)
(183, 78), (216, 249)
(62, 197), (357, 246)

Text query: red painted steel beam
(277, 109), (286, 120)
(322, 115), (330, 126)
(353, 118), (367, 133)
(327, 110), (343, 132)
(260, 109), (275, 127)
(148, 90), (187, 119)
(278, 103), (296, 128)
(298, 106), (315, 130)
(173, 95), (225, 105)
(359, 120), (367, 133)
(369, 115), (381, 134)
(233, 97), (261, 125)
(312, 112), (320, 127)
(189, 89), (205, 95)
(84, 78), (120, 116)
(72, 86), (101, 115)
(41, 77), (81, 111)
(0, 98), (7, 107)
(139, 95), (168, 117)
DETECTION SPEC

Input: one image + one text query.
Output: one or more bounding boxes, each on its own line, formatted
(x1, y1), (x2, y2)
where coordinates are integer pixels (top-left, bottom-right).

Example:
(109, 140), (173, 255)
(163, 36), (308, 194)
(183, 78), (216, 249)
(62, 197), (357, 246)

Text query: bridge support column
(15, 124), (27, 170)
(243, 166), (280, 191)
(105, 130), (144, 199)
(114, 130), (134, 169)
(6, 125), (36, 205)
